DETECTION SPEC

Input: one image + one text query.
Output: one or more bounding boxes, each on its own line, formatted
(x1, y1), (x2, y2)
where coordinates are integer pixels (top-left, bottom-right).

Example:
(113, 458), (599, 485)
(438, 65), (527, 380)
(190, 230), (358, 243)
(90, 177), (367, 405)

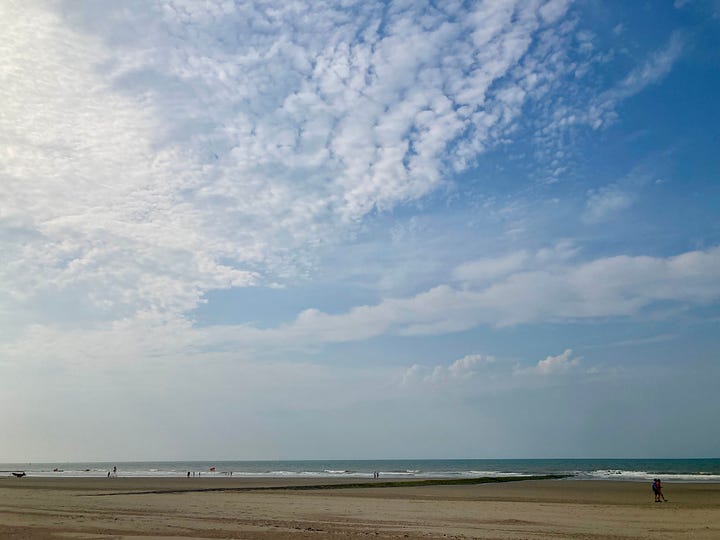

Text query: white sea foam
(579, 469), (720, 482)
(2, 461), (718, 482)
(469, 470), (532, 477)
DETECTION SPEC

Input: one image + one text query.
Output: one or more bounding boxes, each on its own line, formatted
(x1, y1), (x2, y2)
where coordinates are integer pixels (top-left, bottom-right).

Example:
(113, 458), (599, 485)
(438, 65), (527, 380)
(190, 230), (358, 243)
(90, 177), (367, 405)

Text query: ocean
(2, 458), (719, 482)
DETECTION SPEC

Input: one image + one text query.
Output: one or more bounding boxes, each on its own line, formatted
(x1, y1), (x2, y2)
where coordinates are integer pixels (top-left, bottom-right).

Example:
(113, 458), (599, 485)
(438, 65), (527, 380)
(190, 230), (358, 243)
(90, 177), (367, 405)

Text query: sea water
(2, 458), (719, 481)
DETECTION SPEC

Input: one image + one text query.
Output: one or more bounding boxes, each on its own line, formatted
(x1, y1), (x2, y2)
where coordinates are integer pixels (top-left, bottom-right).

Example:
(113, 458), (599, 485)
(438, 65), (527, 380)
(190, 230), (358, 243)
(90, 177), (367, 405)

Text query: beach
(0, 477), (718, 539)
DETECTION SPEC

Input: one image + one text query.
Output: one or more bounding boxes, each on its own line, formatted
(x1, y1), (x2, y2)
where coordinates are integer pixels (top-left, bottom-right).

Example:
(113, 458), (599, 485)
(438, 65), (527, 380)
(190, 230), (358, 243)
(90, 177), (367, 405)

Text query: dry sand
(0, 477), (718, 539)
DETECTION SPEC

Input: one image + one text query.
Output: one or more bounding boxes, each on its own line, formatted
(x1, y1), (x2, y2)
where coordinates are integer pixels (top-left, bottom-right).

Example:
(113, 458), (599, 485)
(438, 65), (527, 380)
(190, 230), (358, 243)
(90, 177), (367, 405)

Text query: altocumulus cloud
(2, 0), (582, 333)
(0, 0), (707, 370)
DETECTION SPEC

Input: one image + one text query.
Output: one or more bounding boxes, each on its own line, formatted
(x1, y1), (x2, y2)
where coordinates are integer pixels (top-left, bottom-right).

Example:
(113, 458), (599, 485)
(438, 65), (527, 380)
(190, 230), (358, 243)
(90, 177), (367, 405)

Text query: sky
(1, 0), (719, 462)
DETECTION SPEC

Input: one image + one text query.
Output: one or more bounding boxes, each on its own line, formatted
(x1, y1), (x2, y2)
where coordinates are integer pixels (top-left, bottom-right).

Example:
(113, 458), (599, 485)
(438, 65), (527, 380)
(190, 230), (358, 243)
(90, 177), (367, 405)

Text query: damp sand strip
(87, 474), (570, 496)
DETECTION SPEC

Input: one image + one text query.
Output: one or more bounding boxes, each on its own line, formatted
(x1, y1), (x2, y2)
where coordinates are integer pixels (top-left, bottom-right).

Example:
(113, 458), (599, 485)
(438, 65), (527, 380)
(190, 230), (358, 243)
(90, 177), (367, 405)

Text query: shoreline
(4, 458), (719, 485)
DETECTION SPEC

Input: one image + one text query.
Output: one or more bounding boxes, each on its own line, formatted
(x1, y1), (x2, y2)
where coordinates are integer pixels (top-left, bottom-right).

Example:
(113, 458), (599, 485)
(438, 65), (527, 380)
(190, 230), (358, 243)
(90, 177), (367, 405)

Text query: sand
(0, 477), (718, 539)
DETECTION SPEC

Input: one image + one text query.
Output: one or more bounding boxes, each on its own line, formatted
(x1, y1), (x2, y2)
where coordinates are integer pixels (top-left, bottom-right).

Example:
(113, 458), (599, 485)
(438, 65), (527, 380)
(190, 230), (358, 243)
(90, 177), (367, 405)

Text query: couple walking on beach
(652, 479), (667, 502)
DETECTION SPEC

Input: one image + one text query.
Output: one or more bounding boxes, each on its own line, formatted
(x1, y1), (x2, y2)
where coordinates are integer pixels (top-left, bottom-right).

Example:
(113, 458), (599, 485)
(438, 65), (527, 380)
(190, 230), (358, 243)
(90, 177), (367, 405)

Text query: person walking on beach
(656, 479), (667, 502)
(652, 479), (668, 502)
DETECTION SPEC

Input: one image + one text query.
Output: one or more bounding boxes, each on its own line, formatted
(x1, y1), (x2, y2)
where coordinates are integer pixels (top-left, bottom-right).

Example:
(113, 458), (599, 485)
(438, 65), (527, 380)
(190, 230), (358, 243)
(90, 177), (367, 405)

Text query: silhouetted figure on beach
(112, 466), (117, 478)
(656, 479), (667, 501)
(652, 479), (667, 502)
(187, 471), (191, 478)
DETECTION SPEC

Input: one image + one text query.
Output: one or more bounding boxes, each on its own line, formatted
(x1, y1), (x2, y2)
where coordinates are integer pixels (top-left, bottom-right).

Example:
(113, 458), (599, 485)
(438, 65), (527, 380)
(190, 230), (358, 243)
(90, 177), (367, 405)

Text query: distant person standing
(112, 466), (117, 478)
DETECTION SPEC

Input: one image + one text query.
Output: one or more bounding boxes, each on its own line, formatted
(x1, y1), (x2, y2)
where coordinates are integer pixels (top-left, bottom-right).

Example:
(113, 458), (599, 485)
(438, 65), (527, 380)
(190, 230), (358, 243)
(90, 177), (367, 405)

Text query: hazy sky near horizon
(1, 0), (719, 462)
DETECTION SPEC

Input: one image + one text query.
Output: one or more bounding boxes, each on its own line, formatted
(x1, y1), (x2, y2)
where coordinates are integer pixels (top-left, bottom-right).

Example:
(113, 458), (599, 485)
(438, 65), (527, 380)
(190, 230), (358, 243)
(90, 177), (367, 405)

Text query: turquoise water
(2, 458), (719, 481)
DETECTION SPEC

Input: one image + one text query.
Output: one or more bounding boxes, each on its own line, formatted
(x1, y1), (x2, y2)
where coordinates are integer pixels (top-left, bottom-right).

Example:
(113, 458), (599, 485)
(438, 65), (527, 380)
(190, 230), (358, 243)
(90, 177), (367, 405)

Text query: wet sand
(0, 477), (718, 539)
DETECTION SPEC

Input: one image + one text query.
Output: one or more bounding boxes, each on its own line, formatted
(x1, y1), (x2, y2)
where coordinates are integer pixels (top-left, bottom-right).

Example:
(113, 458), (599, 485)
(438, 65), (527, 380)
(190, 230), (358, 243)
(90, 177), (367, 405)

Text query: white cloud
(0, 2), (706, 375)
(400, 348), (584, 389)
(530, 30), (685, 178)
(540, 0), (573, 23)
(400, 364), (424, 386)
(401, 353), (495, 385)
(1, 0), (576, 334)
(448, 354), (496, 378)
(535, 240), (580, 263)
(583, 164), (655, 224)
(0, 1), (255, 326)
(202, 245), (720, 347)
(516, 348), (581, 375)
(583, 186), (633, 224)
(612, 32), (685, 100)
(587, 31), (685, 129)
(454, 251), (529, 283)
(3, 245), (718, 365)
(454, 241), (579, 284)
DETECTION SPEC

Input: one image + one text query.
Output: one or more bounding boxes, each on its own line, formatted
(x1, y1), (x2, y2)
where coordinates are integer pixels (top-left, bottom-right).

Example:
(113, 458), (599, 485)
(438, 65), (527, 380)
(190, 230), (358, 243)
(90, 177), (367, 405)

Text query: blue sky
(1, 0), (719, 461)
